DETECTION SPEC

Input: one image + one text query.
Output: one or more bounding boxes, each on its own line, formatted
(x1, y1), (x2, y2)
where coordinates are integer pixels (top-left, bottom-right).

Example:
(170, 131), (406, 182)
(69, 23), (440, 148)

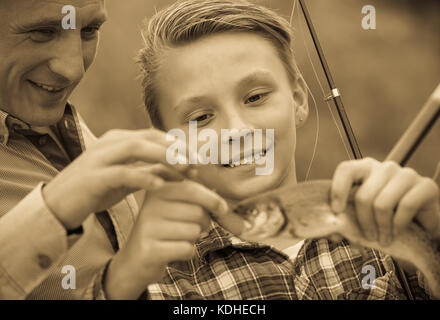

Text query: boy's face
(156, 32), (306, 201)
(0, 0), (106, 126)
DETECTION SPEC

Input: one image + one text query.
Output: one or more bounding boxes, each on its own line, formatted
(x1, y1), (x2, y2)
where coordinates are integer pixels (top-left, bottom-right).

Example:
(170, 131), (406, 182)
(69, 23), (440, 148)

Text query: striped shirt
(0, 104), (137, 299)
(146, 221), (432, 300)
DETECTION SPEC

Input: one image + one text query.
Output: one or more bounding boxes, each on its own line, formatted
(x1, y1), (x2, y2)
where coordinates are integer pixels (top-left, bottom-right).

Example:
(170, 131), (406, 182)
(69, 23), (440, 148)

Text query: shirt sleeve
(0, 183), (81, 299)
(82, 260), (111, 300)
(83, 260), (151, 300)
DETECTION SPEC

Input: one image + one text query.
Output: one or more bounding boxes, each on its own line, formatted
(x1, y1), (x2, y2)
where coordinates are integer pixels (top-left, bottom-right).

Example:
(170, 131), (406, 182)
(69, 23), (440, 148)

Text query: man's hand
(331, 158), (440, 246)
(103, 180), (228, 300)
(42, 128), (194, 230)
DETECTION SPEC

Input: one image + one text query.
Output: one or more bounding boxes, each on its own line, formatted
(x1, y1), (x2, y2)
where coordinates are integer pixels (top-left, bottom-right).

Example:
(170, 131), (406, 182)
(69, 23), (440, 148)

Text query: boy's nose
(226, 111), (254, 131)
(222, 112), (255, 143)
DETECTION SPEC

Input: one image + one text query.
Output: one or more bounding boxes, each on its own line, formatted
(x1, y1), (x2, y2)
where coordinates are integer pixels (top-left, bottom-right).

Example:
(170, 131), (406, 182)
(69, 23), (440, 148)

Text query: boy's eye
(189, 113), (214, 126)
(245, 92), (269, 104)
(195, 115), (210, 121)
(29, 28), (57, 42)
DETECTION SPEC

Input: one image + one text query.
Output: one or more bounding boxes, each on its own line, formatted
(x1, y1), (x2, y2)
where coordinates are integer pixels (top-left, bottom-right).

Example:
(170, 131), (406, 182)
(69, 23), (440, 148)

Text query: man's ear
(292, 75), (309, 128)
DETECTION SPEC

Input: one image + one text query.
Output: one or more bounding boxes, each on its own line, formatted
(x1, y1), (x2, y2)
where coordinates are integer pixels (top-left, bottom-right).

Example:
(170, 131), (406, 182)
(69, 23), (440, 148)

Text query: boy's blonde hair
(137, 0), (299, 128)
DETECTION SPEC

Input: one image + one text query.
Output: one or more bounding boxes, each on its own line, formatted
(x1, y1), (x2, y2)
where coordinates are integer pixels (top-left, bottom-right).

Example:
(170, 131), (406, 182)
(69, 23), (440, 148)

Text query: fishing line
(290, 0), (319, 181)
(303, 83), (319, 181)
(293, 0), (353, 166)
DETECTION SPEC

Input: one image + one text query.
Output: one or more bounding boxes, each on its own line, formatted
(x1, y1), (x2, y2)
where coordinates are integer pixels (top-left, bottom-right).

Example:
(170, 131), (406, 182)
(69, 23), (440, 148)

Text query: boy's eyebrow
(173, 96), (209, 111)
(237, 71), (276, 90)
(173, 71), (276, 111)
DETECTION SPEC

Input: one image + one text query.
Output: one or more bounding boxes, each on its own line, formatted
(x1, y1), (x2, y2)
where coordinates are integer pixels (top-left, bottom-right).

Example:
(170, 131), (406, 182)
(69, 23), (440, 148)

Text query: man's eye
(29, 29), (57, 42)
(245, 93), (269, 104)
(81, 25), (101, 40)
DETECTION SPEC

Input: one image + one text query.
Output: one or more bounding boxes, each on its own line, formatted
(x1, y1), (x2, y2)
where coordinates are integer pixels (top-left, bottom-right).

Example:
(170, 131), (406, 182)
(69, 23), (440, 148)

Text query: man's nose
(48, 35), (85, 84)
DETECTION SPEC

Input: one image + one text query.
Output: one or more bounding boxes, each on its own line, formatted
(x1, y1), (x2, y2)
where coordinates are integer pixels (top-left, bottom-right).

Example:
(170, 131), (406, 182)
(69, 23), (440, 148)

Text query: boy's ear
(292, 75), (309, 128)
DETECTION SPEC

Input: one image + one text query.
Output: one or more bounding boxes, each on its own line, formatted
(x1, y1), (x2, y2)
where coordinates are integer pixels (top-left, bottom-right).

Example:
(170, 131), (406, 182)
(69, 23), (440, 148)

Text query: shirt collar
(0, 104), (73, 146)
(195, 221), (270, 262)
(0, 109), (31, 145)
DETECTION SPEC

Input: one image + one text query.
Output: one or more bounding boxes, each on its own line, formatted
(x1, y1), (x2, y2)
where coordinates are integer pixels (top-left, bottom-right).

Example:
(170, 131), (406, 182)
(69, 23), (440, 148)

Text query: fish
(224, 179), (440, 299)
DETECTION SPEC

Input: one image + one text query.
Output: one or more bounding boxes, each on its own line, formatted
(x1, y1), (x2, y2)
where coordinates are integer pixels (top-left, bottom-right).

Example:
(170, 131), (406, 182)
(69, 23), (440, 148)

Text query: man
(0, 0), (226, 299)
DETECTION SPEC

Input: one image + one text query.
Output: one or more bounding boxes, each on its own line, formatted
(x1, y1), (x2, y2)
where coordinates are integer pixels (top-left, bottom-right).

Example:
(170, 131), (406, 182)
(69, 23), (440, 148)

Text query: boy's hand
(331, 158), (440, 246)
(103, 180), (228, 300)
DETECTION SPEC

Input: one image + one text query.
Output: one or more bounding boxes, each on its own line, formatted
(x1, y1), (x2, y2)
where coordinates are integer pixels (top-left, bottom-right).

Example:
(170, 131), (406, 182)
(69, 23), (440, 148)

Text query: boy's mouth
(222, 148), (268, 169)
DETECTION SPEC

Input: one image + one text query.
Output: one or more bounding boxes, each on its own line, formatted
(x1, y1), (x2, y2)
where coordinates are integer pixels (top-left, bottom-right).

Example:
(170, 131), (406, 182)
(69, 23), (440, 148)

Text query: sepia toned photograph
(0, 0), (439, 307)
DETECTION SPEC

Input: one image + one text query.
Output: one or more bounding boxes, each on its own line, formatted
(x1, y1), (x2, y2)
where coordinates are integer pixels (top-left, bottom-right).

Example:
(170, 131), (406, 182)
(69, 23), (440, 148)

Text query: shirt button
(37, 254), (52, 269)
(38, 135), (48, 146)
(64, 119), (70, 130)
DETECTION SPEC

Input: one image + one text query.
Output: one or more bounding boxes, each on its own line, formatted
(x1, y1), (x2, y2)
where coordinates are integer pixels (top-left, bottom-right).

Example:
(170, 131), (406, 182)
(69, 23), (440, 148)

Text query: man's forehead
(3, 0), (106, 26)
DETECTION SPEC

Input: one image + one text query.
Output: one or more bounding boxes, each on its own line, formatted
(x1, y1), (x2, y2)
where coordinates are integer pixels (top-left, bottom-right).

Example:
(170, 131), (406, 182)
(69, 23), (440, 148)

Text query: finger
(354, 161), (400, 241)
(105, 166), (166, 192)
(140, 163), (186, 182)
(102, 128), (181, 149)
(153, 241), (196, 264)
(331, 158), (378, 213)
(98, 139), (197, 178)
(394, 178), (440, 235)
(372, 168), (417, 246)
(146, 220), (204, 242)
(158, 181), (229, 219)
(101, 128), (199, 167)
(107, 138), (184, 164)
(163, 207), (212, 232)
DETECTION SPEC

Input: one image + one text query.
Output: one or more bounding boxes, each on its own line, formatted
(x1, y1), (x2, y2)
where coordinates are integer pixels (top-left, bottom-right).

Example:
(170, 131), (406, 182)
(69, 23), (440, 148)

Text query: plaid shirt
(147, 222), (432, 300)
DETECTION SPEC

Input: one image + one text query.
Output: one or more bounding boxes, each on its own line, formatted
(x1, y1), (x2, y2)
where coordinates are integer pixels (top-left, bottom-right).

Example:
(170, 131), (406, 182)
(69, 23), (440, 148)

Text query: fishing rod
(297, 0), (440, 168)
(386, 83), (440, 166)
(296, 0), (440, 301)
(298, 0), (363, 160)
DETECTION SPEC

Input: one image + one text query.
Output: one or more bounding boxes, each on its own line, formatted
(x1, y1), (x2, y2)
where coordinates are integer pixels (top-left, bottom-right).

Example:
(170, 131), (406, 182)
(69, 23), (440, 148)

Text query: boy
(103, 0), (440, 299)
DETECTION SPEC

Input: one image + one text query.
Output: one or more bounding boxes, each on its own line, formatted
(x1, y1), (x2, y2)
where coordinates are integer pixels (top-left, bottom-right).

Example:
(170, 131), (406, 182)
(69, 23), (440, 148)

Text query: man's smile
(27, 80), (68, 93)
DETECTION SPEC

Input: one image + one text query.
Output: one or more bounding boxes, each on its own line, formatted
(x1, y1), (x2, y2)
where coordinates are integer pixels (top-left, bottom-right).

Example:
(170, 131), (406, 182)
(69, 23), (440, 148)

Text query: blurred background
(71, 0), (440, 181)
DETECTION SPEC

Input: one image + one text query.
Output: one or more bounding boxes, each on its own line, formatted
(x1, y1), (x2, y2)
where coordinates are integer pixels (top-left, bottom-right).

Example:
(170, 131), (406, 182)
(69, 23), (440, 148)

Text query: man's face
(0, 0), (106, 126)
(156, 32), (307, 202)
